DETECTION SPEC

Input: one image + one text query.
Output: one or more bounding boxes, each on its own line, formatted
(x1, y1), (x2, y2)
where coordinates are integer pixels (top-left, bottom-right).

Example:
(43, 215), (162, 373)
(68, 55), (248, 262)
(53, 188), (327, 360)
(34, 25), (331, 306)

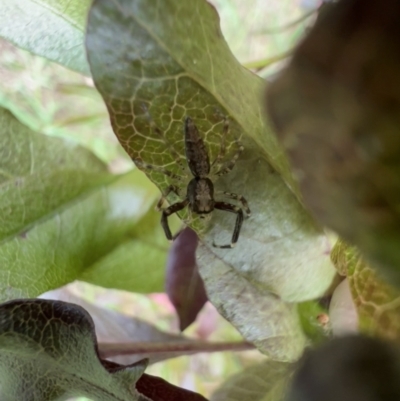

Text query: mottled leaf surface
(0, 299), (149, 401)
(165, 228), (207, 331)
(0, 107), (167, 300)
(0, 0), (91, 75)
(85, 0), (335, 307)
(211, 360), (294, 401)
(331, 241), (400, 342)
(86, 0), (294, 192)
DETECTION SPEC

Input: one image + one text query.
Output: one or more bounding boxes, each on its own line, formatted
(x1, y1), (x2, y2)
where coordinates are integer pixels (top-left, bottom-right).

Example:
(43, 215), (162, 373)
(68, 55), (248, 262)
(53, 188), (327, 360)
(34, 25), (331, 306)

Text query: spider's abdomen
(184, 117), (210, 177)
(187, 177), (215, 214)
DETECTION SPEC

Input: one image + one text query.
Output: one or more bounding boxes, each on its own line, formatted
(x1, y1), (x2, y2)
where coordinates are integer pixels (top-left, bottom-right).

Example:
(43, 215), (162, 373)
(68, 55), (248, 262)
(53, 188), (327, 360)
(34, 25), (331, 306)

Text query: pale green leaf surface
(0, 0), (91, 75)
(0, 170), (164, 301)
(0, 108), (167, 300)
(80, 204), (181, 294)
(198, 245), (306, 362)
(211, 360), (294, 401)
(0, 298), (148, 401)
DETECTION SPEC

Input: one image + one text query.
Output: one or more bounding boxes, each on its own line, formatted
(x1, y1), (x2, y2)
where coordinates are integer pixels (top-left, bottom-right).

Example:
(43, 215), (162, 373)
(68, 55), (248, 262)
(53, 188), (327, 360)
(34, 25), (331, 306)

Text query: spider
(135, 110), (251, 248)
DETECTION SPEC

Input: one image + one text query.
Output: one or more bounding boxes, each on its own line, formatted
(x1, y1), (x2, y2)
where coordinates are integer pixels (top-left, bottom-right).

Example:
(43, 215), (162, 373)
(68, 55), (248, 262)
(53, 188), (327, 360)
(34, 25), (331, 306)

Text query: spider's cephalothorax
(135, 111), (250, 248)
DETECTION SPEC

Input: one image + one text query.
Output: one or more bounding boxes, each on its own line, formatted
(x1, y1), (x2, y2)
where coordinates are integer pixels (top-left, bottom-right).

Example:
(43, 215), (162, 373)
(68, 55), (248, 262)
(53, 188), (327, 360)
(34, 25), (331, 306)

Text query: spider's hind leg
(209, 116), (244, 177)
(214, 138), (244, 177)
(212, 201), (244, 248)
(211, 116), (229, 172)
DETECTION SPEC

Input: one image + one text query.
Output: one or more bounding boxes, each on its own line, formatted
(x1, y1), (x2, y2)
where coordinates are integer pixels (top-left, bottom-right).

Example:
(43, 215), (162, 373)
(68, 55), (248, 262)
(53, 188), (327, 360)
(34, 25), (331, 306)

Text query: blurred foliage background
(0, 0), (319, 398)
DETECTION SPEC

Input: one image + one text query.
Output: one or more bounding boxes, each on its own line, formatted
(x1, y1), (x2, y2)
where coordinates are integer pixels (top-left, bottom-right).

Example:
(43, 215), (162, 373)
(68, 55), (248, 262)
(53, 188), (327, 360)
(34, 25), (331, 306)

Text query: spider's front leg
(212, 201), (244, 248)
(161, 198), (189, 241)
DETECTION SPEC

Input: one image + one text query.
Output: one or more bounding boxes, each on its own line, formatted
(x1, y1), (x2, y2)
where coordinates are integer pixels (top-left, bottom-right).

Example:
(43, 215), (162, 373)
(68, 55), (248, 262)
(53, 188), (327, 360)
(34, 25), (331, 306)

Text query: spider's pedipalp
(156, 185), (180, 211)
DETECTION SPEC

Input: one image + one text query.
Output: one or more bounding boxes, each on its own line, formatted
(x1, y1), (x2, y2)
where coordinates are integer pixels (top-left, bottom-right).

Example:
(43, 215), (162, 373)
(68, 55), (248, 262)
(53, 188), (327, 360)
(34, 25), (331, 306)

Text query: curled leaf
(0, 298), (148, 400)
(266, 0), (400, 284)
(165, 227), (207, 331)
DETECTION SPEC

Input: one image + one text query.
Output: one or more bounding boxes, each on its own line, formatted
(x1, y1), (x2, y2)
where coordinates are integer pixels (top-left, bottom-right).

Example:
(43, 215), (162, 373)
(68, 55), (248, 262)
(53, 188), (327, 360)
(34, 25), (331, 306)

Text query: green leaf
(0, 0), (91, 75)
(331, 240), (400, 342)
(79, 204), (181, 294)
(211, 360), (294, 401)
(85, 0), (336, 305)
(0, 107), (108, 241)
(0, 298), (148, 401)
(0, 108), (167, 300)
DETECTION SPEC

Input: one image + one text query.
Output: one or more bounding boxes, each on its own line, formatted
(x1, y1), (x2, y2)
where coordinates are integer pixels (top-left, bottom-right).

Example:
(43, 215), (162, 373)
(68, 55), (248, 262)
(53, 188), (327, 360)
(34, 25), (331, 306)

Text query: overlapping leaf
(211, 360), (294, 401)
(0, 0), (91, 75)
(0, 298), (208, 401)
(331, 241), (400, 342)
(0, 107), (168, 300)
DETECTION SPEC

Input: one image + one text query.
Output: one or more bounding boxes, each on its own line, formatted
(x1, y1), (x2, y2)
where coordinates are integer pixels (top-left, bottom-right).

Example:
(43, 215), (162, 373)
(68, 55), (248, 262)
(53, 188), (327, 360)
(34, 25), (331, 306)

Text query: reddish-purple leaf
(166, 228), (208, 331)
(104, 359), (208, 401)
(137, 373), (208, 401)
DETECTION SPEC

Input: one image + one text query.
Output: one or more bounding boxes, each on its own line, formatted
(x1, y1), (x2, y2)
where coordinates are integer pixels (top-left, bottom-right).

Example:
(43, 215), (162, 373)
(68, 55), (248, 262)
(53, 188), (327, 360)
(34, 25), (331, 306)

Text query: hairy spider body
(187, 177), (215, 214)
(185, 117), (210, 177)
(136, 110), (250, 248)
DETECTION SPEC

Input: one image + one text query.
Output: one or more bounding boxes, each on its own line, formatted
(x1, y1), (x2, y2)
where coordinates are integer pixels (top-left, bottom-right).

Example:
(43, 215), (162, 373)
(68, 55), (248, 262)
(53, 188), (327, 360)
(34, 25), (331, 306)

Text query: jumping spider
(135, 110), (250, 248)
